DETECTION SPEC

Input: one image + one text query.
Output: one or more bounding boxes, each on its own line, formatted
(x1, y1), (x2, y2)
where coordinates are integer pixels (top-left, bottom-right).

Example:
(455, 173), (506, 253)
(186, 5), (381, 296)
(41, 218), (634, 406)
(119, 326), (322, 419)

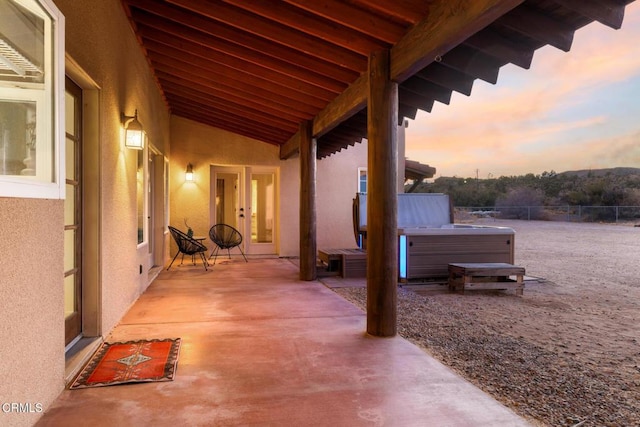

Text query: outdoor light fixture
(121, 109), (144, 150)
(185, 163), (194, 181)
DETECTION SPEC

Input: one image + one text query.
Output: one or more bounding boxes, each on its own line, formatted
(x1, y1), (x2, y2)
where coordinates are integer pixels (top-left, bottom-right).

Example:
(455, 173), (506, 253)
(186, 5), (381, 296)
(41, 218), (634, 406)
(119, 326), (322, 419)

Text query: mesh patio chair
(167, 226), (209, 271)
(208, 224), (248, 264)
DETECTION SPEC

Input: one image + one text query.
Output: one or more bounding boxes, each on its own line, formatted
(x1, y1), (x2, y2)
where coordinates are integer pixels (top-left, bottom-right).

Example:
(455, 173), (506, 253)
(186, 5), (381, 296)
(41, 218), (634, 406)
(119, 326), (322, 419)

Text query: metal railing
(456, 205), (640, 223)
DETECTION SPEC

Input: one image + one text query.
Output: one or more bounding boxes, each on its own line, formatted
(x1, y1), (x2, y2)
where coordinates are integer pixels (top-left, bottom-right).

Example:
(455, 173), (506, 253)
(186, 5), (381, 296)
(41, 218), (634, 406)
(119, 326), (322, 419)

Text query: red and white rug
(70, 338), (181, 389)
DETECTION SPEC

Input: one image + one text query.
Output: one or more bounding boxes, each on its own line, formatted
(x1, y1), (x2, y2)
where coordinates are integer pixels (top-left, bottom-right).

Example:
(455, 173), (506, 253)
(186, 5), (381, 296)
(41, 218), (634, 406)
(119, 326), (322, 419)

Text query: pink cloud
(405, 3), (640, 177)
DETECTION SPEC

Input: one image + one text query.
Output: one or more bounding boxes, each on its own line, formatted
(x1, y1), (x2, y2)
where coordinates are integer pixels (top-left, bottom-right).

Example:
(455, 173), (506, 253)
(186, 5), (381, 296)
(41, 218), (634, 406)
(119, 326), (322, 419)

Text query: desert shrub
(495, 187), (545, 220)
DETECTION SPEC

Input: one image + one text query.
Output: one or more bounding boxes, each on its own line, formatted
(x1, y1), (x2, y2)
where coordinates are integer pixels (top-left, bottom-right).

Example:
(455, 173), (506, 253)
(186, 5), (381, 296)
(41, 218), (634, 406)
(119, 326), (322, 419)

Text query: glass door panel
(214, 171), (241, 230)
(250, 173), (274, 244)
(211, 166), (277, 256)
(246, 168), (276, 255)
(64, 78), (82, 346)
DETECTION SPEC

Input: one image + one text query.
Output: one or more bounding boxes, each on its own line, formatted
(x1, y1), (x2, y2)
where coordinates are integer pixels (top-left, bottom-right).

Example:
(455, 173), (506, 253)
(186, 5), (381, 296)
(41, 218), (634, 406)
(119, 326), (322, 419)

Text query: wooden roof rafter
(119, 0), (637, 160)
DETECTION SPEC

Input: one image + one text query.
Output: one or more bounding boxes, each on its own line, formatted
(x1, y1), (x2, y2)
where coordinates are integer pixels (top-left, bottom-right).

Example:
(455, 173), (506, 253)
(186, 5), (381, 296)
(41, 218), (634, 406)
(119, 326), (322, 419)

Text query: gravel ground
(331, 219), (640, 427)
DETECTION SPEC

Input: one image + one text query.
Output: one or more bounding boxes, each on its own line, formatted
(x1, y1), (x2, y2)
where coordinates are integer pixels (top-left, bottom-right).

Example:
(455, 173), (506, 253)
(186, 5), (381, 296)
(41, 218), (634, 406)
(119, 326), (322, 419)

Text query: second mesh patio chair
(208, 224), (248, 264)
(167, 226), (209, 271)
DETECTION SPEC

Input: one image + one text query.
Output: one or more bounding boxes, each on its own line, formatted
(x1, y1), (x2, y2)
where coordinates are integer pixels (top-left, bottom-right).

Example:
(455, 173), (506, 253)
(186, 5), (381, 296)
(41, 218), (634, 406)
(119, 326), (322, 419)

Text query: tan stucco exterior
(169, 116), (385, 259)
(317, 141), (368, 250)
(0, 198), (64, 426)
(1, 1), (171, 425)
(57, 0), (171, 330)
(169, 116), (300, 257)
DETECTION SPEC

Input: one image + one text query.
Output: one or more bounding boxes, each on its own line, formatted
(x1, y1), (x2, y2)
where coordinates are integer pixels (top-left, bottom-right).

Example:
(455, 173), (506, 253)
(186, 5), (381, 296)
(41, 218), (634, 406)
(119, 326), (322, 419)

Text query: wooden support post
(299, 120), (317, 281)
(367, 50), (398, 337)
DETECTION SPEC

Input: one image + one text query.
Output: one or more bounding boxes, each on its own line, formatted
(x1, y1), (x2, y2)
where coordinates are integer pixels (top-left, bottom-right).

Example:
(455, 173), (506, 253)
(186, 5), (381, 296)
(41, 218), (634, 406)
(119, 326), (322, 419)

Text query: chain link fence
(456, 205), (640, 223)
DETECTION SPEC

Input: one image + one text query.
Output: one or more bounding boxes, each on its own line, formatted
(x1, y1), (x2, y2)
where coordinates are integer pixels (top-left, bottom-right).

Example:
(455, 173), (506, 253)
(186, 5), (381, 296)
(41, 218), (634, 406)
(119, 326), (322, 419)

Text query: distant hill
(413, 167), (640, 212)
(557, 167), (640, 178)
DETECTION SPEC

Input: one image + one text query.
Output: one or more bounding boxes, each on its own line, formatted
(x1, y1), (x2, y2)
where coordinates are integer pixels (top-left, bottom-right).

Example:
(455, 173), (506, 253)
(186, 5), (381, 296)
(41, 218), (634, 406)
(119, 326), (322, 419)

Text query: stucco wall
(0, 1), (171, 425)
(169, 117), (378, 260)
(169, 116), (301, 258)
(56, 0), (171, 333)
(317, 141), (369, 250)
(0, 198), (64, 427)
(316, 124), (407, 250)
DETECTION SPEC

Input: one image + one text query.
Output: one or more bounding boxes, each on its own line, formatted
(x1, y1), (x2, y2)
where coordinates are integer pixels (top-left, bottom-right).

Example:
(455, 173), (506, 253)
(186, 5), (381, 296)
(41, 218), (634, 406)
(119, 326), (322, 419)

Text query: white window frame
(0, 0), (65, 199)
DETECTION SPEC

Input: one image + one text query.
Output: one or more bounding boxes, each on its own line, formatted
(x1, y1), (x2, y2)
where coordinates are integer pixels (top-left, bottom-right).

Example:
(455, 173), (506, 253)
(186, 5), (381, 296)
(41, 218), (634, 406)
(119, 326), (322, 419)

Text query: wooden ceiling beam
(416, 62), (476, 96)
(171, 100), (293, 143)
(166, 93), (299, 133)
(158, 77), (313, 122)
(318, 133), (363, 159)
(399, 104), (418, 122)
(222, 0), (390, 55)
(282, 0), (533, 159)
(320, 130), (362, 148)
(123, 0), (637, 155)
(347, 0), (429, 25)
(138, 25), (348, 93)
(166, 0), (366, 70)
(155, 69), (320, 117)
(399, 88), (435, 112)
(439, 44), (501, 84)
(151, 58), (327, 111)
(151, 56), (330, 109)
(463, 28), (534, 69)
(342, 110), (368, 130)
(319, 117), (369, 148)
(495, 5), (575, 52)
(318, 138), (355, 158)
(282, 106), (369, 160)
(403, 76), (453, 105)
(331, 117), (368, 137)
(282, 0), (407, 44)
(279, 131), (301, 160)
(127, 0), (358, 84)
(130, 13), (348, 98)
(390, 0), (525, 83)
(312, 73), (369, 139)
(160, 80), (309, 124)
(553, 0), (626, 30)
(174, 109), (289, 145)
(295, 0), (525, 156)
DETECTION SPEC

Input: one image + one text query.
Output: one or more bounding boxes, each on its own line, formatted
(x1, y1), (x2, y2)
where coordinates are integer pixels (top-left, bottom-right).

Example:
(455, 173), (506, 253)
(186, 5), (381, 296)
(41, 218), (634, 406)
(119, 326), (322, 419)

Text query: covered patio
(37, 258), (529, 426)
(2, 1), (637, 425)
(119, 0), (637, 337)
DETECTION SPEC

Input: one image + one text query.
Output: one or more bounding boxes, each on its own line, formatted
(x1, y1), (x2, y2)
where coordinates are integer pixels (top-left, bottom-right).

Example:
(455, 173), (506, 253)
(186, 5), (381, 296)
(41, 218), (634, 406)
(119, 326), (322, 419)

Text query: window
(0, 0), (64, 199)
(358, 167), (367, 193)
(137, 149), (145, 244)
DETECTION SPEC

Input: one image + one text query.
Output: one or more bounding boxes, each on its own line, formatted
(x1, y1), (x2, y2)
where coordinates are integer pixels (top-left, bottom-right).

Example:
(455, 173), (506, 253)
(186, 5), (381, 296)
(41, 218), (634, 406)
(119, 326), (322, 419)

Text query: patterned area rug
(70, 338), (181, 389)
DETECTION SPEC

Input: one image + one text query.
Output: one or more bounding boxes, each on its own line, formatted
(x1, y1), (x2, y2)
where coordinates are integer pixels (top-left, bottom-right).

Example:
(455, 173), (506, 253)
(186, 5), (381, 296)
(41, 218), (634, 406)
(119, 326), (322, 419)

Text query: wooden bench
(448, 262), (525, 296)
(318, 249), (366, 278)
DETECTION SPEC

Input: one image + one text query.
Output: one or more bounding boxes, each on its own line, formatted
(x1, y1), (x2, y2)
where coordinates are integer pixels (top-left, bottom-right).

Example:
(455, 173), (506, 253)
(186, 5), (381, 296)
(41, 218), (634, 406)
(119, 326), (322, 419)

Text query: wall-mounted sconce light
(121, 109), (144, 150)
(185, 163), (194, 181)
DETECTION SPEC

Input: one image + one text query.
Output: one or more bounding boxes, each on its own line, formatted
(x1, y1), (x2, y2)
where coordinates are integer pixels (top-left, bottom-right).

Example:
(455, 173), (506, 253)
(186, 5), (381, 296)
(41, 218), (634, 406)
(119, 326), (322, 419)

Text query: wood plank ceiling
(121, 0), (635, 159)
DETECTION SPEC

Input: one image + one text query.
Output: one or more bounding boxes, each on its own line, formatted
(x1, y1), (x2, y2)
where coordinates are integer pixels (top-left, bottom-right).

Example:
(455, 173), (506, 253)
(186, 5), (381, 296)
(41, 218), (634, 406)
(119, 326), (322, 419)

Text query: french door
(64, 77), (82, 346)
(210, 166), (277, 255)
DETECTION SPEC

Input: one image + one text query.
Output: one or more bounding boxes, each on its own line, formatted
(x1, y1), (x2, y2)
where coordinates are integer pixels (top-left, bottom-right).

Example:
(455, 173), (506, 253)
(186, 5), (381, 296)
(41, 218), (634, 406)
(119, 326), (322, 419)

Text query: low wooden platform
(448, 262), (525, 296)
(318, 248), (366, 278)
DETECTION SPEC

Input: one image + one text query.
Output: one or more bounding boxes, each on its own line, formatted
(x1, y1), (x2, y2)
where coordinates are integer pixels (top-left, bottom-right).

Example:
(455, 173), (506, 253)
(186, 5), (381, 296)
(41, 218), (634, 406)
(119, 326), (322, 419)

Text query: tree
(495, 187), (545, 220)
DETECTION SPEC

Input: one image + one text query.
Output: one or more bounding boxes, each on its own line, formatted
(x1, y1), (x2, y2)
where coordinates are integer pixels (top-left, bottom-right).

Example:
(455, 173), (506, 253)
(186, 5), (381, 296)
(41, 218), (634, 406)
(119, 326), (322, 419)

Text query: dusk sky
(405, 2), (640, 179)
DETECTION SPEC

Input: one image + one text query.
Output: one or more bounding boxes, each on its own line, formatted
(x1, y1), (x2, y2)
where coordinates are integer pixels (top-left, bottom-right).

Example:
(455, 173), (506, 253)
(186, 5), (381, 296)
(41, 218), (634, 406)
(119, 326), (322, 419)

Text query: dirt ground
(333, 219), (640, 427)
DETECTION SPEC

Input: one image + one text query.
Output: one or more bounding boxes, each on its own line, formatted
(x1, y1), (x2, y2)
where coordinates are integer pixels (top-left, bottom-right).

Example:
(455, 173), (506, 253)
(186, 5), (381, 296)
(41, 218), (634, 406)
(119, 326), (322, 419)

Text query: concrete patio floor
(38, 258), (530, 426)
